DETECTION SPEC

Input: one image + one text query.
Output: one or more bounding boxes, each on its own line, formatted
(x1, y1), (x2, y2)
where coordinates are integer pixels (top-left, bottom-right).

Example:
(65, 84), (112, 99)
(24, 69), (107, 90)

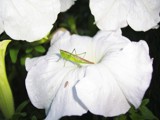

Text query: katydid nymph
(60, 49), (95, 66)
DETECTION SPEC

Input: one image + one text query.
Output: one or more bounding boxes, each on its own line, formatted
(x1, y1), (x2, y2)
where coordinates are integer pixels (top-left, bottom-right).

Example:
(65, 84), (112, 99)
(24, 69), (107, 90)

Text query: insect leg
(72, 48), (86, 58)
(80, 52), (86, 58)
(72, 48), (76, 54)
(77, 52), (86, 58)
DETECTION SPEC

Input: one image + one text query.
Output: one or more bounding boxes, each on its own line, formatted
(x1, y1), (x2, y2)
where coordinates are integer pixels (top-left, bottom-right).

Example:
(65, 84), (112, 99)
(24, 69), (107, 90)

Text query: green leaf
(25, 48), (33, 54)
(31, 116), (37, 120)
(15, 100), (29, 113)
(140, 99), (149, 107)
(68, 16), (77, 34)
(114, 114), (127, 120)
(59, 16), (77, 34)
(12, 112), (27, 120)
(9, 48), (19, 63)
(129, 99), (158, 120)
(139, 106), (158, 120)
(130, 113), (143, 120)
(34, 45), (46, 53)
(19, 112), (27, 117)
(0, 40), (15, 119)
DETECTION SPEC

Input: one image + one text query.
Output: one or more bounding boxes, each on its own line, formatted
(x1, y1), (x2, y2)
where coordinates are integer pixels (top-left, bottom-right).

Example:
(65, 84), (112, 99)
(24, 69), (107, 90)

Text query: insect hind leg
(72, 48), (86, 58)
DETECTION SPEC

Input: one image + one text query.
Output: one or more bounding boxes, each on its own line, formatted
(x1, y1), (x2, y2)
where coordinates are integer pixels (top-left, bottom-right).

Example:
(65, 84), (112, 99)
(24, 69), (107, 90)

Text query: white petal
(127, 0), (160, 31)
(90, 0), (130, 30)
(76, 65), (130, 117)
(25, 57), (44, 71)
(93, 30), (130, 63)
(45, 68), (87, 120)
(60, 0), (76, 12)
(2, 0), (60, 41)
(103, 40), (153, 108)
(50, 28), (68, 46)
(0, 19), (4, 34)
(0, 1), (4, 34)
(25, 55), (66, 109)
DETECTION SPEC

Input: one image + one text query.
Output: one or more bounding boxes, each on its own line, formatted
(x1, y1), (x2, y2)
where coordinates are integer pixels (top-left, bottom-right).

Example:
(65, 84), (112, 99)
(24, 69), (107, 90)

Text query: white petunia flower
(0, 0), (76, 42)
(25, 29), (153, 120)
(90, 0), (160, 31)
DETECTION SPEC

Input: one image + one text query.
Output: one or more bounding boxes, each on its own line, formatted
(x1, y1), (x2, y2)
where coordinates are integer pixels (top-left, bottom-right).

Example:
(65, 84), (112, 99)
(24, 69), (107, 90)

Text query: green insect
(60, 49), (94, 66)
